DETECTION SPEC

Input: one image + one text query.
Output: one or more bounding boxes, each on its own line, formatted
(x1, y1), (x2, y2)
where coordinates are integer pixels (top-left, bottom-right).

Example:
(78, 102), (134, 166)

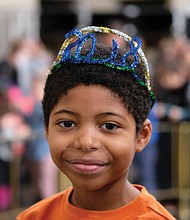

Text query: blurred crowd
(135, 35), (190, 186)
(153, 36), (190, 191)
(0, 21), (190, 213)
(0, 38), (58, 211)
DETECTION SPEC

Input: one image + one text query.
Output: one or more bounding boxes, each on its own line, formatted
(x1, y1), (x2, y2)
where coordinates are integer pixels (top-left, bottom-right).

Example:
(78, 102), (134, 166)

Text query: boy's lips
(65, 159), (109, 173)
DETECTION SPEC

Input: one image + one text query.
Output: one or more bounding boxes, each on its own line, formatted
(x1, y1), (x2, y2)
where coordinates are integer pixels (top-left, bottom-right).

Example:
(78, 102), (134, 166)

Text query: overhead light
(122, 4), (141, 18)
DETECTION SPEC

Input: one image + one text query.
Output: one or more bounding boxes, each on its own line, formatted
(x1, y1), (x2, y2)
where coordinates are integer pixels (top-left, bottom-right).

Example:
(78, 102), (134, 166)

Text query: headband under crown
(50, 26), (155, 106)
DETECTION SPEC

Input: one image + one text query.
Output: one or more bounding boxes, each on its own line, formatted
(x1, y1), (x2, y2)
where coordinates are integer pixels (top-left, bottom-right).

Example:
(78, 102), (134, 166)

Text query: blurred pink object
(0, 111), (31, 142)
(0, 185), (12, 210)
(7, 86), (34, 115)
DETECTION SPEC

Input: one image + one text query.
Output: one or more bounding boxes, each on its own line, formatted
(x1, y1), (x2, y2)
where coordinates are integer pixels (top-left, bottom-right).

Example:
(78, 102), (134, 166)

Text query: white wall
(0, 0), (40, 58)
(0, 0), (38, 8)
(168, 0), (190, 37)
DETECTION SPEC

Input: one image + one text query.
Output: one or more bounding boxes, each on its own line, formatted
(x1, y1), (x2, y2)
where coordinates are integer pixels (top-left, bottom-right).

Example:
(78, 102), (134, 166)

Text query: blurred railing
(149, 121), (190, 220)
(176, 122), (190, 220)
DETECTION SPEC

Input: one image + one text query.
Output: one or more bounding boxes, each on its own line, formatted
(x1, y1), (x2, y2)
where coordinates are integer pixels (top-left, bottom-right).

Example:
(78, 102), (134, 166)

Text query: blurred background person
(0, 86), (31, 211)
(154, 36), (190, 190)
(0, 38), (58, 210)
(14, 38), (59, 203)
(24, 70), (58, 203)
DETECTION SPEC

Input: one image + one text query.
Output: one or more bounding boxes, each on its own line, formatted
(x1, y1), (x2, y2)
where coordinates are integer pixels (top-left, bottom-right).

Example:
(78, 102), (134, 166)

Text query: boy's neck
(70, 180), (140, 211)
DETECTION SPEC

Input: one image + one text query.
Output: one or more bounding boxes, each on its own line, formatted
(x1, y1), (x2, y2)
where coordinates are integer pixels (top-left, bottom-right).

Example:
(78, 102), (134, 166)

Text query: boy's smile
(47, 85), (150, 194)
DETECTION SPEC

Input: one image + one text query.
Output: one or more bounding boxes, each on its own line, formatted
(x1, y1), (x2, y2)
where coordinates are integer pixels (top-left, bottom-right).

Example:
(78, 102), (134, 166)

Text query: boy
(17, 26), (176, 219)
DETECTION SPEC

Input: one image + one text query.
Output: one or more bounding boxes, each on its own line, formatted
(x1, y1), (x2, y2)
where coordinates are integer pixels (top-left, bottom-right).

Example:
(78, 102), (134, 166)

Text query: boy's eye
(101, 123), (119, 130)
(59, 121), (75, 128)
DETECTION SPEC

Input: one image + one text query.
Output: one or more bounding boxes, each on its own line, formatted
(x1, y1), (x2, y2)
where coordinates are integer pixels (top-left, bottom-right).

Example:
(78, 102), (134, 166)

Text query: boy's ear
(45, 126), (49, 139)
(136, 119), (152, 152)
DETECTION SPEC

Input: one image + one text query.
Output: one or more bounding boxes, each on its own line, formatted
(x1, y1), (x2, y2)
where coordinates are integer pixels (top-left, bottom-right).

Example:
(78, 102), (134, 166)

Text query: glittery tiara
(50, 26), (155, 106)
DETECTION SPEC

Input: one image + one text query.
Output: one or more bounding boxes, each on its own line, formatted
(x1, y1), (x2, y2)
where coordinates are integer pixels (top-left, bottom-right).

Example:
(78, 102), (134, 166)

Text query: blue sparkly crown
(50, 26), (155, 106)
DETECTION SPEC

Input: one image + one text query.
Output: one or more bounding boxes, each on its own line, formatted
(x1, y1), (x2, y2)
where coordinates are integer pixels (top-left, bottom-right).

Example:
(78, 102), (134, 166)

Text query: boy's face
(46, 85), (151, 191)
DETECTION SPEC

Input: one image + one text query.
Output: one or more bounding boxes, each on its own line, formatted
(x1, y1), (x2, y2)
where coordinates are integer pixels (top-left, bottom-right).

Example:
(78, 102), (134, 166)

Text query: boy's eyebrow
(53, 109), (79, 117)
(53, 110), (129, 122)
(97, 112), (129, 123)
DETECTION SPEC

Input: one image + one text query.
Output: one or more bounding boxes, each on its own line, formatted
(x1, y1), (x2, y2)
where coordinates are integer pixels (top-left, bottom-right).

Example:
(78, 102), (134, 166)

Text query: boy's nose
(73, 127), (100, 151)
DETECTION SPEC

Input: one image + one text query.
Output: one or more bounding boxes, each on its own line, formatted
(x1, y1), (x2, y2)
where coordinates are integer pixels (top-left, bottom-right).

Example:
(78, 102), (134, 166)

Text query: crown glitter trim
(50, 26), (155, 106)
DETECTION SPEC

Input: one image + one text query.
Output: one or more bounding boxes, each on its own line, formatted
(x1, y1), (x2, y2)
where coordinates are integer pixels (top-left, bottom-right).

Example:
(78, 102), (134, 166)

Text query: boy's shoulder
(134, 185), (176, 220)
(16, 187), (72, 220)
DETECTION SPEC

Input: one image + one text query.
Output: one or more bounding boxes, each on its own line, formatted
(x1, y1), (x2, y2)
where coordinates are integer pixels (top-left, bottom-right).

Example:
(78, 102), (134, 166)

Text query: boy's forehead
(51, 84), (131, 121)
(61, 84), (120, 102)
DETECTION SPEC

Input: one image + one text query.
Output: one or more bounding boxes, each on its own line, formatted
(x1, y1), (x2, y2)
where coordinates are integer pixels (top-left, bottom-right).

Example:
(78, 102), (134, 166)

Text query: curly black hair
(42, 44), (153, 132)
